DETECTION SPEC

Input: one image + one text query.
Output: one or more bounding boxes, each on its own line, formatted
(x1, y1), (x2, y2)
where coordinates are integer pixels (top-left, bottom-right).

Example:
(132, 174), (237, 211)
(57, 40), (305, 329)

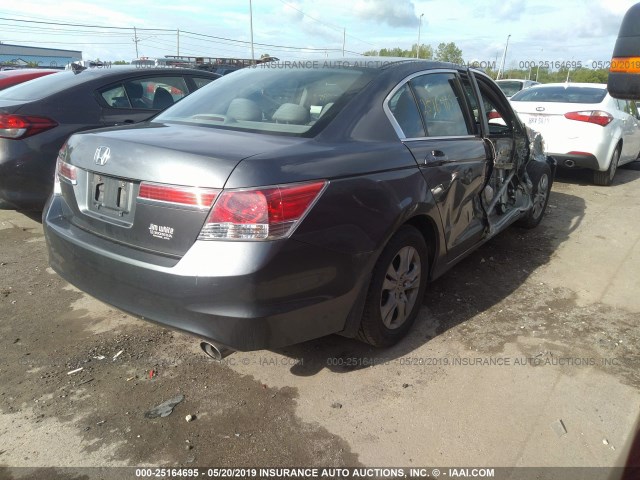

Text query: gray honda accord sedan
(44, 58), (555, 355)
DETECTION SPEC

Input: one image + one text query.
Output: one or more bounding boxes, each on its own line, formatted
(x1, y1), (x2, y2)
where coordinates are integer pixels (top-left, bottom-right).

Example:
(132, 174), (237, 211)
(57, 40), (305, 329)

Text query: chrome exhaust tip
(200, 341), (234, 361)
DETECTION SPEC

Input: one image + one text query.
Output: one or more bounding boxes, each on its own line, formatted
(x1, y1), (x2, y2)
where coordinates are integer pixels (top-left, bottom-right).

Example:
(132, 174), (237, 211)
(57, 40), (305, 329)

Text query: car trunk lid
(59, 122), (307, 257)
(0, 99), (27, 114)
(511, 101), (607, 138)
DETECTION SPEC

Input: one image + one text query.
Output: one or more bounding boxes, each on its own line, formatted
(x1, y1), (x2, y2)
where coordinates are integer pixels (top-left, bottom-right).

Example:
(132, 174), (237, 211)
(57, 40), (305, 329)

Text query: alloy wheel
(379, 246), (421, 330)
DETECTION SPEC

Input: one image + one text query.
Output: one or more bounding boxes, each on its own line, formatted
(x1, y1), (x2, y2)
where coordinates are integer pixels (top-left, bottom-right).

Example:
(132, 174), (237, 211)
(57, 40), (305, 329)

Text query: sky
(0, 0), (636, 70)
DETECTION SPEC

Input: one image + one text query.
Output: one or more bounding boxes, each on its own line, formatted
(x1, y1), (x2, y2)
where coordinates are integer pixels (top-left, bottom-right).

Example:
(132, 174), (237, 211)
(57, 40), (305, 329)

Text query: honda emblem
(94, 146), (111, 166)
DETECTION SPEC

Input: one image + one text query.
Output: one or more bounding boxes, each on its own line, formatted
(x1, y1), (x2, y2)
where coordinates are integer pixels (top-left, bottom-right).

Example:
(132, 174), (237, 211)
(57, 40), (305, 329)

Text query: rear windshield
(0, 70), (89, 101)
(511, 86), (607, 103)
(497, 81), (523, 97)
(155, 64), (376, 136)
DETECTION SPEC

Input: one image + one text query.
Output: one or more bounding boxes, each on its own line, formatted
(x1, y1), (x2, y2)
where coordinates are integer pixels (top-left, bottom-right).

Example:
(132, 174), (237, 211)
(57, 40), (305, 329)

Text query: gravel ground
(1, 163), (639, 477)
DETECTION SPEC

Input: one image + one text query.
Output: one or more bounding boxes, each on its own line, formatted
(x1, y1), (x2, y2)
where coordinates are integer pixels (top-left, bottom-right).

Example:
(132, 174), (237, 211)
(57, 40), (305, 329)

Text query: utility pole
(342, 28), (346, 57)
(497, 34), (510, 80)
(416, 13), (424, 58)
(566, 58), (573, 83)
(177, 29), (180, 57)
(536, 48), (543, 81)
(133, 26), (139, 58)
(249, 0), (255, 62)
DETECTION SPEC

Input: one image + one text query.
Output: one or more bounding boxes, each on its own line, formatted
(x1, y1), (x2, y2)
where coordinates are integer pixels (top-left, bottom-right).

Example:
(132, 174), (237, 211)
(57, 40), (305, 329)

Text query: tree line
(363, 43), (609, 84)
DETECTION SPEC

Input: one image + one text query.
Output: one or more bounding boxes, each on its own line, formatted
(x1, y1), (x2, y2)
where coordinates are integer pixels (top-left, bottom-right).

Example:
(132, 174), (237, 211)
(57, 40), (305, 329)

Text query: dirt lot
(1, 164), (639, 476)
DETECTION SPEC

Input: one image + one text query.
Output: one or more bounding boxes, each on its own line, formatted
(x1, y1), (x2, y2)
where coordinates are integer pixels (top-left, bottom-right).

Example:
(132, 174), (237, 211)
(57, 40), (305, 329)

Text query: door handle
(425, 149), (449, 164)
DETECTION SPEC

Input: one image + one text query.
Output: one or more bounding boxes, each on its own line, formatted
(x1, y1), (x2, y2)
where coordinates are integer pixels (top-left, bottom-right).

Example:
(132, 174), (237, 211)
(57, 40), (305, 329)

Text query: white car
(496, 79), (540, 98)
(510, 83), (640, 185)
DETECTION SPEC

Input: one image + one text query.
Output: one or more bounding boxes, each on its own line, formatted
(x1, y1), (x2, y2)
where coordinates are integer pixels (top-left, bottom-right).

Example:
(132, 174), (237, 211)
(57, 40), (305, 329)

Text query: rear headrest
(226, 98), (262, 121)
(272, 103), (310, 124)
(152, 87), (174, 110)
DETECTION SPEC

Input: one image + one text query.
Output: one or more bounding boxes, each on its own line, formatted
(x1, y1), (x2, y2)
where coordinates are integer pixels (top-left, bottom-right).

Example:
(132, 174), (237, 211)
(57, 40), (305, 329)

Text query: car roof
(0, 68), (59, 78)
(0, 66), (219, 102)
(63, 65), (219, 77)
(259, 57), (464, 71)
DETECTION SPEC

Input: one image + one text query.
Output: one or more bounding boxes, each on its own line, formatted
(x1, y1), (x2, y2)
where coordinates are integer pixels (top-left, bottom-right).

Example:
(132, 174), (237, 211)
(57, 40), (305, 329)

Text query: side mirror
(608, 3), (640, 99)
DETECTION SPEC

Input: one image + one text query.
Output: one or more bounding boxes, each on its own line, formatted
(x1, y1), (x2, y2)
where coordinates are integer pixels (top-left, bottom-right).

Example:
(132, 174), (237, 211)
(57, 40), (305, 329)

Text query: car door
(99, 75), (189, 126)
(386, 70), (489, 260)
(467, 71), (534, 227)
(626, 100), (640, 160)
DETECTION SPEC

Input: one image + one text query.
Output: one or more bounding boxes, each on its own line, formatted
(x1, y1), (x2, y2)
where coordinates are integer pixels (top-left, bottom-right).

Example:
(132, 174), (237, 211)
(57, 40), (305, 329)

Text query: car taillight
(564, 110), (613, 127)
(138, 182), (220, 210)
(198, 180), (327, 241)
(487, 110), (502, 120)
(57, 160), (77, 184)
(54, 142), (76, 195)
(0, 113), (58, 139)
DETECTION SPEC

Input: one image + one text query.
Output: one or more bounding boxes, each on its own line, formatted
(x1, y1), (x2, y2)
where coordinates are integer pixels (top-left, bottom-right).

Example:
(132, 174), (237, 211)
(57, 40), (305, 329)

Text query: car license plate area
(527, 115), (550, 126)
(88, 173), (134, 221)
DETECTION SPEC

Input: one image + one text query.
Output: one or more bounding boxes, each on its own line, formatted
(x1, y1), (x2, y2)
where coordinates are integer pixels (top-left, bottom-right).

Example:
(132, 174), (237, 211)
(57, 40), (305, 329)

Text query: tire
(517, 160), (552, 229)
(593, 146), (620, 186)
(357, 226), (428, 347)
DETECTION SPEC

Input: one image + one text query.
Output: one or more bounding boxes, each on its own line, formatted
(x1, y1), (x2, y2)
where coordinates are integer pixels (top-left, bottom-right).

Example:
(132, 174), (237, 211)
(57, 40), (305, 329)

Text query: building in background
(0, 43), (82, 69)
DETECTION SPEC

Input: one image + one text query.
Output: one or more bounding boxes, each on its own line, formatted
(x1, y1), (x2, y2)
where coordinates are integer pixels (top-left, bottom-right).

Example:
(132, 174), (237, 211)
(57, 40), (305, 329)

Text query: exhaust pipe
(200, 341), (234, 360)
(564, 159), (575, 168)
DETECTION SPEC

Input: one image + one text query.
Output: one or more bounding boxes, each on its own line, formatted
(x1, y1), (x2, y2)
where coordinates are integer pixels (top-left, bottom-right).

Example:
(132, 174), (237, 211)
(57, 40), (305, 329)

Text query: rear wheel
(517, 161), (552, 229)
(594, 146), (620, 186)
(357, 226), (428, 347)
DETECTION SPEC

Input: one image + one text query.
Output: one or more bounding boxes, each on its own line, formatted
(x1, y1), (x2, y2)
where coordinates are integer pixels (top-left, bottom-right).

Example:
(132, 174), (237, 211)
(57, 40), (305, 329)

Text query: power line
(0, 16), (173, 32)
(0, 16), (356, 55)
(277, 0), (342, 33)
(276, 0), (377, 48)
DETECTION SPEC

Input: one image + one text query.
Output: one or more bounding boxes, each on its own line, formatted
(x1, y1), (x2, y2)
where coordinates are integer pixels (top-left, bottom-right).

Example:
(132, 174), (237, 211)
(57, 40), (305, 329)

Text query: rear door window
(408, 73), (472, 137)
(387, 84), (425, 138)
(100, 76), (189, 110)
(387, 72), (474, 138)
(193, 77), (215, 89)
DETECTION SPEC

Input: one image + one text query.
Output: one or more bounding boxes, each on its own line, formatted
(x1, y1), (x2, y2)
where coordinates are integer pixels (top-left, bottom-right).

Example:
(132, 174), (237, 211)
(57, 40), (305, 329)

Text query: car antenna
(71, 62), (87, 75)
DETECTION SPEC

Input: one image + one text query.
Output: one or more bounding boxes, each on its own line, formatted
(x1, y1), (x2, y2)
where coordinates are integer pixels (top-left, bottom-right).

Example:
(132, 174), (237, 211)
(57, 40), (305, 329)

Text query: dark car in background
(0, 66), (220, 210)
(44, 59), (555, 357)
(0, 68), (59, 91)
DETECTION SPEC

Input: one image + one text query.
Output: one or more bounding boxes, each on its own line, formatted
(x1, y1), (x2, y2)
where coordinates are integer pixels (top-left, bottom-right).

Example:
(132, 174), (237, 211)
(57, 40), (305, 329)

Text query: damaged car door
(386, 68), (551, 273)
(387, 70), (489, 262)
(466, 70), (550, 235)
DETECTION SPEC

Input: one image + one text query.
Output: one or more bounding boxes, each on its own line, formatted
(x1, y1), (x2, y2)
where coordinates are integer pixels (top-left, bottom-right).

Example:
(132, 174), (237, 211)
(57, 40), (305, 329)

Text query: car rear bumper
(552, 153), (601, 170)
(0, 138), (57, 210)
(520, 117), (613, 171)
(43, 195), (369, 351)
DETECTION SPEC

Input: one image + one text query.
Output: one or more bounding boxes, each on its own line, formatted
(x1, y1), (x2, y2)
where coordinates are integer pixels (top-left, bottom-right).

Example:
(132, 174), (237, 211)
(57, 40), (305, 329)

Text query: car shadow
(554, 160), (640, 186)
(18, 210), (43, 224)
(0, 204), (43, 224)
(620, 159), (640, 171)
(275, 190), (586, 377)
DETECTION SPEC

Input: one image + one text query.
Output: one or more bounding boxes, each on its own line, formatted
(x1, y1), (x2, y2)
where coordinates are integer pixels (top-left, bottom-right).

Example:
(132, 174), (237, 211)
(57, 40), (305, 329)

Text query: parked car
(0, 66), (220, 210)
(43, 59), (555, 357)
(510, 83), (640, 185)
(496, 79), (540, 98)
(0, 68), (59, 91)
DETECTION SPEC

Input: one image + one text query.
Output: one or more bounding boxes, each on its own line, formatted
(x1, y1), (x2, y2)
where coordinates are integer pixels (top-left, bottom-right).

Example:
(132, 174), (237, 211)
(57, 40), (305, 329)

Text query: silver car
(496, 79), (540, 98)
